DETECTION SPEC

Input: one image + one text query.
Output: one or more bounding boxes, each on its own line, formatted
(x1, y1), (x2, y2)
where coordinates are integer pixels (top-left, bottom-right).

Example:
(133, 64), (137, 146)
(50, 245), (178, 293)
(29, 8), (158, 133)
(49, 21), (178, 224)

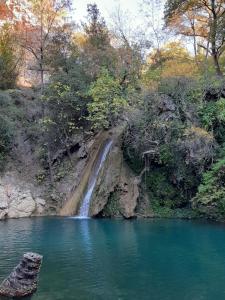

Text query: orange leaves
(0, 1), (13, 20)
(0, 0), (30, 26)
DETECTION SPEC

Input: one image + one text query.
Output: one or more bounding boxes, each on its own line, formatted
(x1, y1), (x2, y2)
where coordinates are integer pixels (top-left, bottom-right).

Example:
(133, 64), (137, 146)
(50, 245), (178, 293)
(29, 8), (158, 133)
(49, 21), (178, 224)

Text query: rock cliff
(0, 121), (140, 220)
(90, 139), (139, 218)
(60, 125), (140, 219)
(0, 172), (46, 219)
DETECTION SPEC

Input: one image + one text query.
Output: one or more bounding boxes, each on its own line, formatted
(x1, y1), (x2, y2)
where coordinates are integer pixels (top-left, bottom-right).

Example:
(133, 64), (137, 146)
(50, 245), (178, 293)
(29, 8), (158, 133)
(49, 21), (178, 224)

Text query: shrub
(192, 157), (225, 219)
(0, 115), (13, 170)
(0, 24), (19, 89)
(144, 168), (187, 209)
(200, 98), (225, 144)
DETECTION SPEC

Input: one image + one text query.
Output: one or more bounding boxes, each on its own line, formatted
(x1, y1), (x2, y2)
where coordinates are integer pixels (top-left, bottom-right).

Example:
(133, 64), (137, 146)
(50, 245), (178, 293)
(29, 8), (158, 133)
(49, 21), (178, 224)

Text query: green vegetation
(0, 24), (19, 89)
(200, 97), (225, 144)
(193, 154), (225, 220)
(123, 77), (219, 217)
(0, 90), (27, 170)
(88, 69), (127, 129)
(0, 115), (12, 170)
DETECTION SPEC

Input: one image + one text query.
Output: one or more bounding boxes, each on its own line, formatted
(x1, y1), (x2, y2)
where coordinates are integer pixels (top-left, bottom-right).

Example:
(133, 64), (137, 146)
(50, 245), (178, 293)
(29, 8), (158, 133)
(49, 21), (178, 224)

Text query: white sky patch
(71, 0), (194, 54)
(72, 0), (142, 22)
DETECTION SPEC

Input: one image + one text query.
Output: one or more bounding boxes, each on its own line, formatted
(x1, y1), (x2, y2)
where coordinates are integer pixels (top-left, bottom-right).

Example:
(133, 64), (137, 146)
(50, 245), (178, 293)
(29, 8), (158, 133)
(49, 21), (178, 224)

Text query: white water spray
(77, 139), (113, 218)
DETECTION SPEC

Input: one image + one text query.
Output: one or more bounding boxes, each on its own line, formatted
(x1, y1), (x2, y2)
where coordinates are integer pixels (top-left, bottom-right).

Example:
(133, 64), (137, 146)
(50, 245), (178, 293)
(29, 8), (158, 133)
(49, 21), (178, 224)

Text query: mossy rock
(101, 189), (122, 217)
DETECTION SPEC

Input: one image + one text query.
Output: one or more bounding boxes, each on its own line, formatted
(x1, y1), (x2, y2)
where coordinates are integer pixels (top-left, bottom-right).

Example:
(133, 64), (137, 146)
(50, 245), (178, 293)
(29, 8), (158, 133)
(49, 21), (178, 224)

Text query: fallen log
(0, 252), (43, 298)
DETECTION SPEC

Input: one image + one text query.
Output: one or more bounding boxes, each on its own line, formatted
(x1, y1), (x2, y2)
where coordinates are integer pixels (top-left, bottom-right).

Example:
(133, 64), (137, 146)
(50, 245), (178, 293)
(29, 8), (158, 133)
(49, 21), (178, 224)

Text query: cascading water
(77, 139), (113, 218)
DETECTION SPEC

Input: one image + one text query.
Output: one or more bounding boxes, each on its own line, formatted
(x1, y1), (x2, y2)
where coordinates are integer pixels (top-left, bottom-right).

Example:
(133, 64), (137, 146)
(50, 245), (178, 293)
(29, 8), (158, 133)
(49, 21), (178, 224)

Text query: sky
(73, 0), (144, 22)
(71, 0), (167, 50)
(72, 0), (165, 27)
(71, 0), (193, 53)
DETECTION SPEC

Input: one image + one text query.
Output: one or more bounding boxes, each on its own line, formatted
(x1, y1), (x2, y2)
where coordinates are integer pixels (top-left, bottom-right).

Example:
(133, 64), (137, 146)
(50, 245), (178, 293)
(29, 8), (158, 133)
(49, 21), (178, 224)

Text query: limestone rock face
(7, 189), (36, 218)
(60, 131), (110, 216)
(0, 173), (46, 220)
(90, 127), (139, 218)
(0, 252), (43, 297)
(0, 185), (9, 219)
(36, 197), (46, 214)
(118, 164), (139, 218)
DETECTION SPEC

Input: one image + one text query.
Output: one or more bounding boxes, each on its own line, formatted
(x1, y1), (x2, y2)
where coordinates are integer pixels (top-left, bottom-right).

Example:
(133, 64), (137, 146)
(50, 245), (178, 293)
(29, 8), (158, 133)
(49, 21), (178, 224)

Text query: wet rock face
(0, 252), (43, 298)
(90, 141), (139, 218)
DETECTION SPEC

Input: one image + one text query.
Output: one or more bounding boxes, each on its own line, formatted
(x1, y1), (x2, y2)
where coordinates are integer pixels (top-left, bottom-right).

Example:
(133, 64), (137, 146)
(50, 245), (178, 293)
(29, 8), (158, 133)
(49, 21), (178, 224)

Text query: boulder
(35, 197), (46, 214)
(7, 189), (36, 218)
(0, 176), (47, 220)
(77, 143), (87, 159)
(0, 252), (43, 298)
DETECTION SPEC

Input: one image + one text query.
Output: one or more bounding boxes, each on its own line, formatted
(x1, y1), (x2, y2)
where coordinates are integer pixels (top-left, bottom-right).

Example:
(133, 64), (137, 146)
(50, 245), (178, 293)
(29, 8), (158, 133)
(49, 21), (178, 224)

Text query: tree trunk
(40, 61), (44, 94)
(210, 0), (223, 76)
(212, 50), (222, 76)
(190, 17), (198, 64)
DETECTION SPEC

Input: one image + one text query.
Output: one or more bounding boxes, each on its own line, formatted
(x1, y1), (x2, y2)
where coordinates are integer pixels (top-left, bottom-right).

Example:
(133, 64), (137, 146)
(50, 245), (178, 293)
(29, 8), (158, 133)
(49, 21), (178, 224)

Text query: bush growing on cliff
(144, 168), (187, 209)
(123, 77), (217, 212)
(200, 98), (225, 144)
(192, 156), (225, 219)
(0, 115), (13, 170)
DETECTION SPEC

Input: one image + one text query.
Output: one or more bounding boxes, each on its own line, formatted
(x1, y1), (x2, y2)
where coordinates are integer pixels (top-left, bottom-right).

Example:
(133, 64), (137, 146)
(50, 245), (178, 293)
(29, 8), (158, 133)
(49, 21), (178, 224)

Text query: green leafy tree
(88, 69), (127, 129)
(80, 4), (116, 80)
(41, 81), (85, 182)
(84, 4), (110, 49)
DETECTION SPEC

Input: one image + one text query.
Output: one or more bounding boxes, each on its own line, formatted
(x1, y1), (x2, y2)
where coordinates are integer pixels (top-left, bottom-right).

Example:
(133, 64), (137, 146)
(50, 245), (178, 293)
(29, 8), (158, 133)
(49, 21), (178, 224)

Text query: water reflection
(79, 219), (92, 257)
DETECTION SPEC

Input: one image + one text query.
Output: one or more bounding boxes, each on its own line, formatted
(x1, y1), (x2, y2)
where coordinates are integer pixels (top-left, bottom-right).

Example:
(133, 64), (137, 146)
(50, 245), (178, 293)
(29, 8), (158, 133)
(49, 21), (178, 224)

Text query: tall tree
(144, 41), (198, 84)
(110, 7), (146, 87)
(164, 0), (225, 76)
(18, 0), (71, 92)
(80, 3), (115, 79)
(84, 4), (110, 49)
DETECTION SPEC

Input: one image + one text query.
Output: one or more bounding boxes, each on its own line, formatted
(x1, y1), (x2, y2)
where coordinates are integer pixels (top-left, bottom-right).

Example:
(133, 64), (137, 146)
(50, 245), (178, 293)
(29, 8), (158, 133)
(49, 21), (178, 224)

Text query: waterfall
(77, 139), (113, 218)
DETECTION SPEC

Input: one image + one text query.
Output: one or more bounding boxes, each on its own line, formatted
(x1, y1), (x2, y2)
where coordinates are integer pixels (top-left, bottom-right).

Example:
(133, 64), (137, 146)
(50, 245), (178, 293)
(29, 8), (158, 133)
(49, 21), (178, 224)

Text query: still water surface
(1, 218), (225, 300)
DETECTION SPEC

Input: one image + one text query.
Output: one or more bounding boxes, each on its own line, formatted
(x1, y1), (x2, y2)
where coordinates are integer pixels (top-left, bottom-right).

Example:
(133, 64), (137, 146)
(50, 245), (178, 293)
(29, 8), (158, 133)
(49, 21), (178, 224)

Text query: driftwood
(0, 252), (43, 298)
